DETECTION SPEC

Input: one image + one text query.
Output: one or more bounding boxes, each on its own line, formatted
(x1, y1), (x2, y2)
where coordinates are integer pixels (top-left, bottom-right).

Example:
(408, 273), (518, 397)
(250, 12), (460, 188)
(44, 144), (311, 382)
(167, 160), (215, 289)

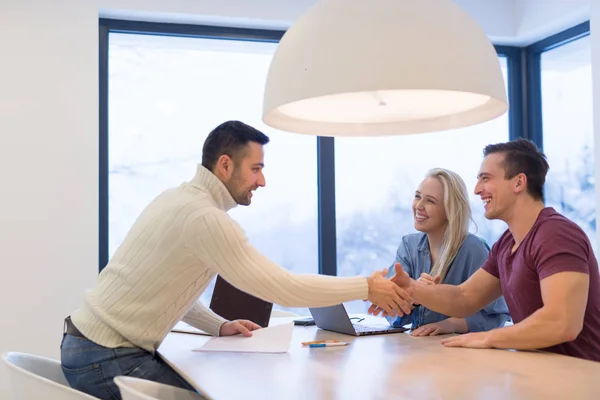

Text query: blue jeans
(60, 333), (199, 400)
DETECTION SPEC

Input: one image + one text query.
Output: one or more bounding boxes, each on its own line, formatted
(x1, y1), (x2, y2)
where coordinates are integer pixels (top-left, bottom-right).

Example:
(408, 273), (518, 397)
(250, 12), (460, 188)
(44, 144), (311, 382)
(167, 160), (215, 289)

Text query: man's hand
(410, 319), (455, 337)
(219, 319), (261, 337)
(369, 263), (416, 316)
(440, 331), (493, 349)
(366, 267), (413, 317)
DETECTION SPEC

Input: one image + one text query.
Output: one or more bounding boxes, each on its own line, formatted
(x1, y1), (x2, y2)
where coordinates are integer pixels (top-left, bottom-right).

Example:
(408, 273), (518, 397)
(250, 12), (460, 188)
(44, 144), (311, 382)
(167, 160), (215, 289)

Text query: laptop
(309, 304), (407, 336)
(209, 275), (273, 328)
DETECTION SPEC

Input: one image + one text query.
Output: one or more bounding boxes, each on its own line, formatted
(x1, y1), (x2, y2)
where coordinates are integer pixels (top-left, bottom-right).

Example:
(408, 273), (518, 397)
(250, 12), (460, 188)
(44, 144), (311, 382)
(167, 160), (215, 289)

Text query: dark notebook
(209, 275), (273, 328)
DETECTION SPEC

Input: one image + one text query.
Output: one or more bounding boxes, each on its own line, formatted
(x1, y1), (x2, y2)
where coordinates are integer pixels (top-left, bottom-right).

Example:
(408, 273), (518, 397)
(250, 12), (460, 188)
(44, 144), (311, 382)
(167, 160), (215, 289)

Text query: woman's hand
(410, 318), (455, 336)
(417, 273), (441, 285)
(411, 317), (468, 336)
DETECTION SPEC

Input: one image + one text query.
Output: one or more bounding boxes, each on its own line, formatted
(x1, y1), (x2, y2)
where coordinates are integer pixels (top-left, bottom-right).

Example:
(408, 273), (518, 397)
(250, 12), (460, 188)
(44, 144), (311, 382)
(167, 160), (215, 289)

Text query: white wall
(457, 0), (516, 44)
(0, 1), (99, 397)
(515, 0), (590, 45)
(0, 0), (592, 397)
(99, 0), (319, 30)
(97, 0), (591, 46)
(98, 0), (591, 45)
(98, 0), (518, 40)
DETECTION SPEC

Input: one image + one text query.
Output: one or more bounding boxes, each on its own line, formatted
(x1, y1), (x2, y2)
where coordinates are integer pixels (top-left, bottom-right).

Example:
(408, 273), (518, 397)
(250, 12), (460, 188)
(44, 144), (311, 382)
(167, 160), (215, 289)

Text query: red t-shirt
(482, 207), (600, 361)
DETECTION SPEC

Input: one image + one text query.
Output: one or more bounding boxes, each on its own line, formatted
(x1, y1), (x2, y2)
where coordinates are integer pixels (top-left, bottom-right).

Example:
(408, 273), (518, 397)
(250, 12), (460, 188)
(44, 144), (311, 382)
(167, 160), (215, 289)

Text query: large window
(103, 22), (531, 318)
(108, 32), (318, 311)
(336, 58), (509, 313)
(541, 35), (595, 248)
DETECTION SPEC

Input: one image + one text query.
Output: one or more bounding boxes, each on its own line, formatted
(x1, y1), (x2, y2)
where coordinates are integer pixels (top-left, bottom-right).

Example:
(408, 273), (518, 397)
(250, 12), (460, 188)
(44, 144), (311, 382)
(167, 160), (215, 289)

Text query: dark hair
(483, 139), (549, 200)
(201, 121), (270, 171)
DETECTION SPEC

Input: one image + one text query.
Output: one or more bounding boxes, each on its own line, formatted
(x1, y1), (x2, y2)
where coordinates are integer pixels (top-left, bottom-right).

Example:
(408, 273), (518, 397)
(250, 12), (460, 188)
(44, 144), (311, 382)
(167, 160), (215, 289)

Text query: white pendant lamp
(262, 0), (508, 137)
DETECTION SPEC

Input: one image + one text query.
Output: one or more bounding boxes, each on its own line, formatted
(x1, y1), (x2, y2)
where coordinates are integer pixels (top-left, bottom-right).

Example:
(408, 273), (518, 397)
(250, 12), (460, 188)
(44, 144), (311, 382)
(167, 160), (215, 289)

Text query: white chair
(114, 376), (210, 400)
(2, 351), (97, 399)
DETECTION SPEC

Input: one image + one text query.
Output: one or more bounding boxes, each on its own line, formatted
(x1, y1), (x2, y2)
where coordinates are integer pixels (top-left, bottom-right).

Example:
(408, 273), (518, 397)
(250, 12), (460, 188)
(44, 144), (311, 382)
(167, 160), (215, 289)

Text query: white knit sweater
(71, 165), (368, 352)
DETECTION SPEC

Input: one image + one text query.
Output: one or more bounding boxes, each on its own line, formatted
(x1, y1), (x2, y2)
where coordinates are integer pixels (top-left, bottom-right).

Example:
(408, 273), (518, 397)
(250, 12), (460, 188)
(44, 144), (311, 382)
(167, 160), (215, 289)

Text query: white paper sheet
(193, 322), (294, 353)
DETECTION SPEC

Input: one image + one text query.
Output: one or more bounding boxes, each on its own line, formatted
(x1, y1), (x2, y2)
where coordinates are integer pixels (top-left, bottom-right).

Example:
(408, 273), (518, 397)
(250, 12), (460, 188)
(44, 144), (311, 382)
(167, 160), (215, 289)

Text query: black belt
(64, 316), (85, 338)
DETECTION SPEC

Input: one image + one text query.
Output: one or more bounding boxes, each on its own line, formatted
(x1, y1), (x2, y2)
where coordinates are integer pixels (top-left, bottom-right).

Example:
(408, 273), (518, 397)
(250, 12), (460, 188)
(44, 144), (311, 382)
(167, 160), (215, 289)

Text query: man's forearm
(486, 308), (580, 350)
(413, 283), (476, 318)
(182, 302), (228, 336)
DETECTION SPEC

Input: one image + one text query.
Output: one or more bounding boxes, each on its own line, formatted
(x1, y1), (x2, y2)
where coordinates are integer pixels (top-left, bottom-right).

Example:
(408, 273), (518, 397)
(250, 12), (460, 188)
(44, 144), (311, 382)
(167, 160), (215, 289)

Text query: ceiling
(99, 0), (590, 46)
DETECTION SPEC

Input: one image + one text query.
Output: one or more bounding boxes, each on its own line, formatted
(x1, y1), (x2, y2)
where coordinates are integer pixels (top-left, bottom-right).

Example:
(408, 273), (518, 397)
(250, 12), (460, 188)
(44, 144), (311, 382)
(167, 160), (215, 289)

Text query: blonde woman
(387, 168), (510, 336)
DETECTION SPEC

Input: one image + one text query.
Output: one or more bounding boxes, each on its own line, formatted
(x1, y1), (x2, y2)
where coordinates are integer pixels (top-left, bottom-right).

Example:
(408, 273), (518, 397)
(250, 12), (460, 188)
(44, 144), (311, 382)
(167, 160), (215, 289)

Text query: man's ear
(215, 154), (234, 179)
(514, 173), (527, 194)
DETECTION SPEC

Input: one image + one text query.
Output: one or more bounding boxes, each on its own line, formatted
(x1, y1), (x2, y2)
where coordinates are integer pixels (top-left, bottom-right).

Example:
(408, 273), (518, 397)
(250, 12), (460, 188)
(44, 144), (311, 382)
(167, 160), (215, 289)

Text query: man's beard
(234, 189), (251, 206)
(227, 171), (252, 206)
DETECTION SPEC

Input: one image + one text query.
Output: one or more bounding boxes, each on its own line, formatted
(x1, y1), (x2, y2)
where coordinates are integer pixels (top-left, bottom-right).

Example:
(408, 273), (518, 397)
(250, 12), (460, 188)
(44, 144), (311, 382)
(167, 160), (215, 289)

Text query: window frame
(528, 21), (594, 242)
(524, 21), (591, 153)
(98, 18), (547, 273)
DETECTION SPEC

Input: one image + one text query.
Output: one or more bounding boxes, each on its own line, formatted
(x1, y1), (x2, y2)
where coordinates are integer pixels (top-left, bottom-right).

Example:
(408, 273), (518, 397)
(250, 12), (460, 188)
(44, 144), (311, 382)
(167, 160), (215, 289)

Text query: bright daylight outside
(108, 32), (594, 317)
(108, 33), (317, 314)
(542, 36), (595, 250)
(335, 59), (509, 313)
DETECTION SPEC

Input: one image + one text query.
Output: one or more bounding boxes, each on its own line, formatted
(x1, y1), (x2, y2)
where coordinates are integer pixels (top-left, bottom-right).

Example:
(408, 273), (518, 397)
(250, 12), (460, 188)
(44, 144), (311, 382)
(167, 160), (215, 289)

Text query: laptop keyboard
(353, 324), (388, 333)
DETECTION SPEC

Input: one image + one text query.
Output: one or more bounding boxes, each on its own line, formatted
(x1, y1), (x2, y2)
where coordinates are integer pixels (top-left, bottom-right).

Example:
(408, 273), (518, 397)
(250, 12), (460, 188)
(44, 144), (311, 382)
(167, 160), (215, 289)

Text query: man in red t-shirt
(371, 139), (600, 361)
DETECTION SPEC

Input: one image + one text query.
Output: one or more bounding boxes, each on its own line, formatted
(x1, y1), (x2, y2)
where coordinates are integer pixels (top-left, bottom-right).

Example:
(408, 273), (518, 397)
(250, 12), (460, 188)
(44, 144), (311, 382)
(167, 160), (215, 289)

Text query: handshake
(366, 263), (440, 317)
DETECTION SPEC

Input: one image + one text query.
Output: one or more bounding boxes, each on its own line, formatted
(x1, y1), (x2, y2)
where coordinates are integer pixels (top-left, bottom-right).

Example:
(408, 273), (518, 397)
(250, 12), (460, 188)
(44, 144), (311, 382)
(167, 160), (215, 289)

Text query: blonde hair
(425, 168), (472, 282)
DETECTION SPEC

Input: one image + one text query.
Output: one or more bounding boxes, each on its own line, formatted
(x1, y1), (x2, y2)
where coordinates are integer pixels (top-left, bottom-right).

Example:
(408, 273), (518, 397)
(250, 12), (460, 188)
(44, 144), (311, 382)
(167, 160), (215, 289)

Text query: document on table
(193, 322), (294, 354)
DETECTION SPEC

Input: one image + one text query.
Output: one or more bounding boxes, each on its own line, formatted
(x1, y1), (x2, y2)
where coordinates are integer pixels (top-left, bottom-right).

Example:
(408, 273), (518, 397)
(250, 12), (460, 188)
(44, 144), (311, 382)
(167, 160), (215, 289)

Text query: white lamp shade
(262, 0), (508, 137)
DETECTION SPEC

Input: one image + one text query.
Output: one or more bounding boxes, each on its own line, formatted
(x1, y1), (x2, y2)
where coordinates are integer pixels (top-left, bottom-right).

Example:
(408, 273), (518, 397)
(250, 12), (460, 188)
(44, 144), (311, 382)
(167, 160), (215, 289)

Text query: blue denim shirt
(386, 233), (510, 332)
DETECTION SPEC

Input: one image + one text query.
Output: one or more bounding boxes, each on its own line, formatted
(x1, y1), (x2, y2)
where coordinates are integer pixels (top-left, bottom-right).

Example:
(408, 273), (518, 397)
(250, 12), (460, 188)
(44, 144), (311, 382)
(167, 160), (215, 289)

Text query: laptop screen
(209, 275), (273, 328)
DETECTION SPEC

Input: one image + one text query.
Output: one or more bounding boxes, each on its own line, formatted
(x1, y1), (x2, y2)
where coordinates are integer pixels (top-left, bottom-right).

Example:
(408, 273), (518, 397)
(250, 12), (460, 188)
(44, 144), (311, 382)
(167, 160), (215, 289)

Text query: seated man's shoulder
(536, 209), (588, 239)
(528, 210), (593, 261)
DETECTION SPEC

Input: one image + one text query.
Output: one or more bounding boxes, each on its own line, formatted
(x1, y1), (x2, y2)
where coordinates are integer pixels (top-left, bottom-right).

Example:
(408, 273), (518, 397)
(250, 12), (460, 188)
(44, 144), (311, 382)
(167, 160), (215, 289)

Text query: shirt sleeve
(460, 237), (511, 332)
(481, 239), (500, 278)
(184, 210), (368, 308)
(182, 301), (228, 337)
(532, 219), (591, 280)
(386, 237), (417, 327)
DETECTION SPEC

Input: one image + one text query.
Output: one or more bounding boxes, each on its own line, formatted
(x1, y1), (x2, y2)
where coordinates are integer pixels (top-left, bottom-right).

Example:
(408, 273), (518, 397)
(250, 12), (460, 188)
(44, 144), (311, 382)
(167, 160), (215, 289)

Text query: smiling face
(474, 152), (521, 221)
(412, 177), (448, 235)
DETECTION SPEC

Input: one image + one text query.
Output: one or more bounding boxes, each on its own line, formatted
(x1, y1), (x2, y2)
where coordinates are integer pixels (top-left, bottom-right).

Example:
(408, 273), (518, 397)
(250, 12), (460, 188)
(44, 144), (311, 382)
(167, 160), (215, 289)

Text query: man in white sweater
(61, 120), (412, 399)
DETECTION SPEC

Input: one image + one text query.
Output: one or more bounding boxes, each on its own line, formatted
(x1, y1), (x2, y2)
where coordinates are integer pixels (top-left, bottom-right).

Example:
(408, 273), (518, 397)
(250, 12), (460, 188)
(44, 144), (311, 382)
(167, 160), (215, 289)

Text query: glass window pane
(108, 33), (318, 313)
(541, 36), (595, 249)
(335, 58), (509, 314)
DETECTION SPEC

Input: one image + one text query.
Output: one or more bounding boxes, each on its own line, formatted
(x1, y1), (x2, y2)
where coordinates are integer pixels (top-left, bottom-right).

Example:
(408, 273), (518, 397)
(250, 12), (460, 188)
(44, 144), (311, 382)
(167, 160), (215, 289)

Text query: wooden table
(159, 318), (600, 399)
